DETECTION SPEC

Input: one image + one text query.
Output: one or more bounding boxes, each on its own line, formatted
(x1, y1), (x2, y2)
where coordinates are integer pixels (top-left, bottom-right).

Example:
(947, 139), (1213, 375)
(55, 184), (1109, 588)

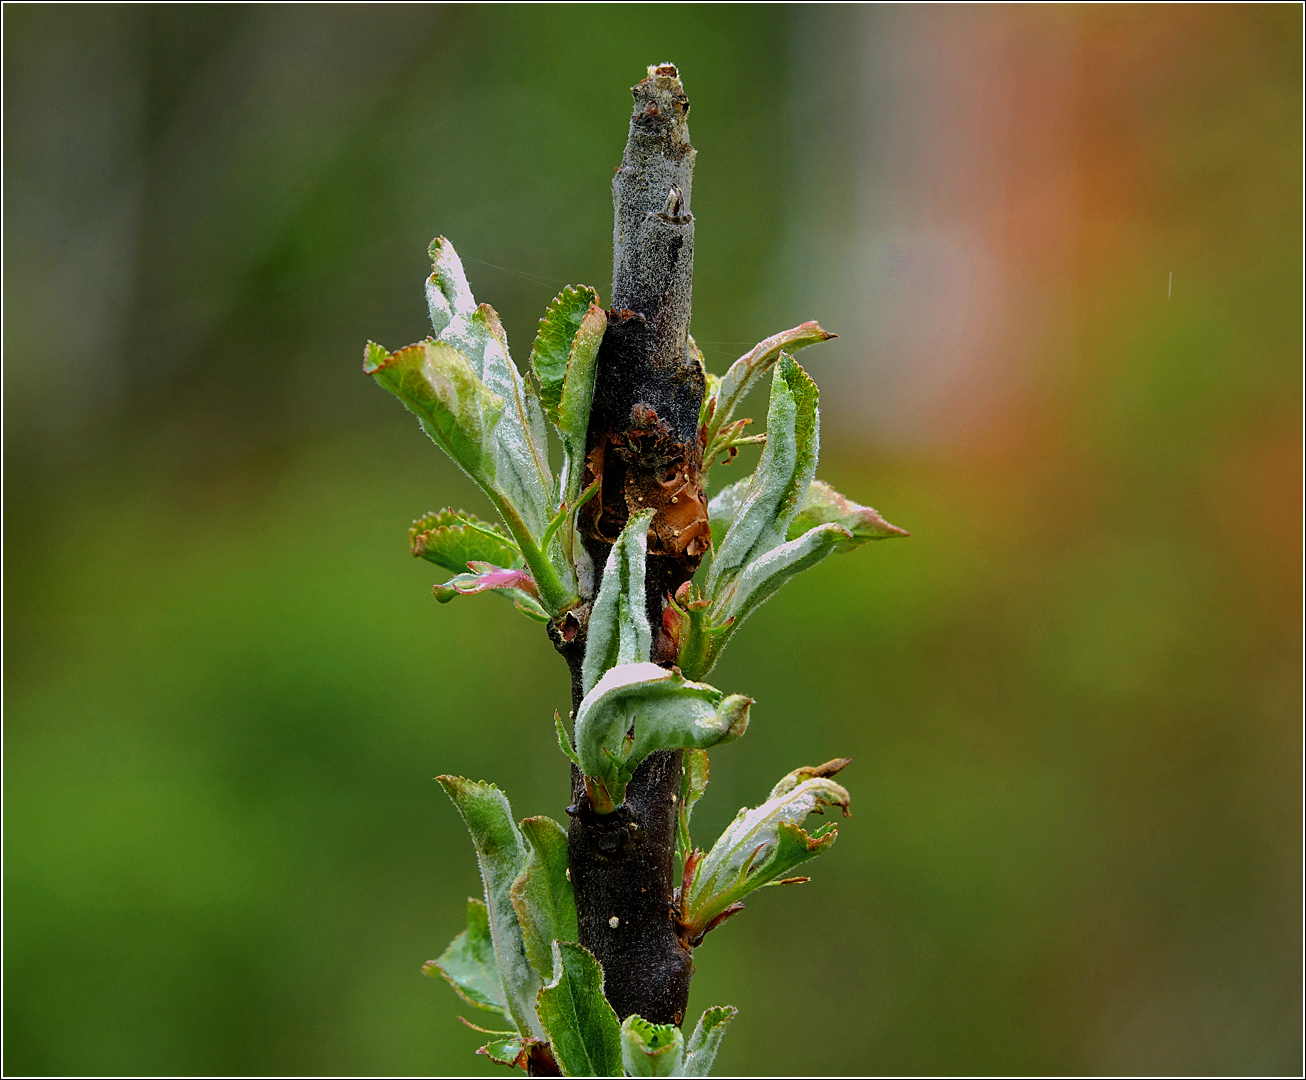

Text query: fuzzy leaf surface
(536, 942), (623, 1077)
(573, 662), (751, 812)
(425, 238), (553, 535)
(510, 816), (579, 981)
(703, 321), (834, 463)
(364, 340), (504, 488)
(369, 237), (574, 611)
(620, 1015), (685, 1077)
(787, 479), (908, 548)
(436, 776), (543, 1039)
(682, 769), (851, 941)
(422, 897), (509, 1020)
(707, 354), (820, 595)
(685, 355), (839, 677)
(714, 522), (848, 630)
(682, 1005), (738, 1076)
(581, 509), (655, 695)
(706, 478), (749, 549)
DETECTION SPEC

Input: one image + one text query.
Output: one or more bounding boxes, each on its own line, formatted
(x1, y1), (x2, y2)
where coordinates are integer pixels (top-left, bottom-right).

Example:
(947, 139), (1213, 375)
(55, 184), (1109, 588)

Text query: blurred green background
(3, 5), (1300, 1076)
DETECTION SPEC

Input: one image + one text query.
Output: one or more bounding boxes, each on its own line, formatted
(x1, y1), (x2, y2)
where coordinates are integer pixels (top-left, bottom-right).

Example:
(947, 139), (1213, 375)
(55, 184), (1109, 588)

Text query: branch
(565, 62), (708, 1028)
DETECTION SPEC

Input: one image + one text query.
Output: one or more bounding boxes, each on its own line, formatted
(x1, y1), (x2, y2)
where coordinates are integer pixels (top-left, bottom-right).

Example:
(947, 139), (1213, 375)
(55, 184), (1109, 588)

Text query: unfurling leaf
(554, 305), (607, 554)
(680, 761), (851, 945)
(677, 748), (710, 860)
(435, 777), (544, 1039)
(711, 477), (908, 552)
(410, 509), (522, 573)
(768, 757), (853, 798)
(702, 321), (835, 469)
(581, 509), (655, 695)
(682, 1005), (738, 1077)
(432, 563), (549, 623)
(529, 284), (606, 576)
(573, 662), (751, 813)
(510, 816), (579, 980)
(426, 239), (553, 535)
(423, 897), (510, 1021)
(697, 368), (721, 431)
(530, 285), (600, 420)
(620, 1015), (684, 1077)
(787, 479), (909, 547)
(684, 354), (849, 678)
(710, 521), (848, 634)
(708, 353), (820, 589)
(536, 942), (623, 1078)
(368, 238), (575, 613)
(476, 1035), (527, 1068)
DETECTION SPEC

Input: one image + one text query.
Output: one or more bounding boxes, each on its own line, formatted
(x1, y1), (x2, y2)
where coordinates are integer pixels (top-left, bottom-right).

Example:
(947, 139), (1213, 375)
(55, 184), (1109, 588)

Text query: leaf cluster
(429, 777), (735, 1076)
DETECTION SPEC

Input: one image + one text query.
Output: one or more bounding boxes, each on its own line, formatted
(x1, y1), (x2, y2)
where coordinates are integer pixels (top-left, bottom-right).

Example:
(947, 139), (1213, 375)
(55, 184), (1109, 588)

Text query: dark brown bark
(553, 63), (708, 1026)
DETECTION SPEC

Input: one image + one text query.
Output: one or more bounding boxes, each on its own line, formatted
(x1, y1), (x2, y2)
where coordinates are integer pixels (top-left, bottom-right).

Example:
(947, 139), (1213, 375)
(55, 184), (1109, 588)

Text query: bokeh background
(4, 4), (1301, 1076)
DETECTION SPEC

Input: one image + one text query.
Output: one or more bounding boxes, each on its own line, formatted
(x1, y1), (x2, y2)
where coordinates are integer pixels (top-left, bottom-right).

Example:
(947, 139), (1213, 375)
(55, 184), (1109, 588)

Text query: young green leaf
(510, 816), (580, 981)
(620, 1015), (685, 1077)
(682, 1005), (738, 1077)
(536, 942), (623, 1078)
(713, 477), (908, 552)
(707, 353), (820, 595)
(476, 1035), (527, 1068)
(370, 238), (576, 613)
(581, 509), (655, 695)
(555, 711), (582, 768)
(422, 897), (510, 1021)
(364, 340), (505, 488)
(677, 749), (710, 860)
(410, 509), (523, 573)
(435, 777), (544, 1039)
(787, 479), (909, 548)
(710, 522), (849, 633)
(554, 304), (607, 541)
(426, 238), (554, 534)
(694, 476), (908, 676)
(529, 285), (600, 420)
(702, 321), (835, 467)
(681, 761), (851, 945)
(706, 478), (749, 549)
(574, 662), (751, 813)
(681, 355), (848, 678)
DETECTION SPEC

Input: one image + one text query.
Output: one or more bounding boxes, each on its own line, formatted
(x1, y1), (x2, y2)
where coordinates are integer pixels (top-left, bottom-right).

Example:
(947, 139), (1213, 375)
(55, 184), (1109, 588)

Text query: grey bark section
(591, 64), (702, 449)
